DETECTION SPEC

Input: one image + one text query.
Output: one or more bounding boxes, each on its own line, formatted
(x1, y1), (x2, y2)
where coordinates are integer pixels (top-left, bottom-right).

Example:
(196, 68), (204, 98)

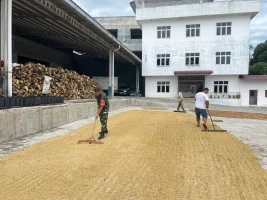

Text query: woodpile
(12, 62), (99, 100)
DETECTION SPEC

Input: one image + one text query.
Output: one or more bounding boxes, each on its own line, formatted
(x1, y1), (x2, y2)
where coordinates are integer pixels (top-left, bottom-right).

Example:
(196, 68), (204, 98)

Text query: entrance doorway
(179, 76), (204, 98)
(249, 90), (258, 105)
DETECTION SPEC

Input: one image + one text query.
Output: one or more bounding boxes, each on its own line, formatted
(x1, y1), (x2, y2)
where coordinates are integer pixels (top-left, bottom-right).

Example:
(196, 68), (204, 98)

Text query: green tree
(250, 40), (267, 65)
(249, 62), (267, 75)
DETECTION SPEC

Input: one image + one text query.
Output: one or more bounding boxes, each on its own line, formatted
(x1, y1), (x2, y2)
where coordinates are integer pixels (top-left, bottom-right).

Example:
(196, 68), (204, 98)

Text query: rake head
(202, 129), (227, 132)
(77, 137), (104, 144)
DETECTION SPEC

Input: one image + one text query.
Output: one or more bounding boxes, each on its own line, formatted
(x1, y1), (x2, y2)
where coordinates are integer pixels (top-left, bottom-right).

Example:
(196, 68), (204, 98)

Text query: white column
(111, 50), (114, 98)
(1, 0), (8, 96)
(7, 0), (12, 97)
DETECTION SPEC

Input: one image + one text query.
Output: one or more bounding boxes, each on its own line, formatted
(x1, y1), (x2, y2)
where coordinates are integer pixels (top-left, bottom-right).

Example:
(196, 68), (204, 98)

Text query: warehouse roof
(10, 0), (141, 65)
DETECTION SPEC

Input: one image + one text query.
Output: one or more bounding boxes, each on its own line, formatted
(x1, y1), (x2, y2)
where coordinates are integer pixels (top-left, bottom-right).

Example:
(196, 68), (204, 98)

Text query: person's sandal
(203, 124), (208, 130)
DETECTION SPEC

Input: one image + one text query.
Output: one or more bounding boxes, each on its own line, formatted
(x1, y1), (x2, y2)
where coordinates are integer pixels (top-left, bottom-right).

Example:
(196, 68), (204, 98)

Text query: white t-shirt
(195, 92), (209, 109)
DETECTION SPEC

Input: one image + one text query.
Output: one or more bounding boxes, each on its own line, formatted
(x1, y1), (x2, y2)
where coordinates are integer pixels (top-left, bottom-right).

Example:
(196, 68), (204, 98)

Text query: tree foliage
(249, 40), (267, 74)
(249, 62), (267, 75)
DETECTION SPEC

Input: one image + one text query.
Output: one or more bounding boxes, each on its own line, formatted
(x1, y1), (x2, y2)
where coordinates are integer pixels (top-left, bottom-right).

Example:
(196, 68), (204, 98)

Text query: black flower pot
(4, 97), (10, 108)
(29, 97), (34, 106)
(24, 97), (30, 107)
(35, 97), (41, 106)
(41, 96), (46, 105)
(56, 96), (60, 104)
(0, 98), (4, 107)
(17, 96), (23, 107)
(10, 97), (16, 107)
(61, 97), (64, 103)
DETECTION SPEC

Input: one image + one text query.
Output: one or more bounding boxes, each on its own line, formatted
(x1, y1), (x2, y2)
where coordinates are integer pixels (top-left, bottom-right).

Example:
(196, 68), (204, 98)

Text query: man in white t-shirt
(194, 88), (209, 129)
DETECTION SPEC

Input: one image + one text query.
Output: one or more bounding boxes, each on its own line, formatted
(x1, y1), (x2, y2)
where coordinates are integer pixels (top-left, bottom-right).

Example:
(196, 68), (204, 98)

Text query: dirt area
(210, 110), (267, 120)
(0, 110), (266, 200)
(190, 110), (267, 120)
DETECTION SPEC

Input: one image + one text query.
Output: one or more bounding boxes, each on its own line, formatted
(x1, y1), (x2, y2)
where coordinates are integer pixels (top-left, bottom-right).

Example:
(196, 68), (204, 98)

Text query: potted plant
(236, 94), (241, 99)
(228, 95), (231, 99)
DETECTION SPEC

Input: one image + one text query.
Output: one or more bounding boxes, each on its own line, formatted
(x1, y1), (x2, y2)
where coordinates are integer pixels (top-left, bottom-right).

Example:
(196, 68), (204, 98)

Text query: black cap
(93, 87), (101, 92)
(203, 88), (209, 91)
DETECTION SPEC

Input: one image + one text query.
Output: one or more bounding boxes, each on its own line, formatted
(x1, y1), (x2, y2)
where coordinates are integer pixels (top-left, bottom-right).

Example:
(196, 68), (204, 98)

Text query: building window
(265, 90), (267, 97)
(217, 22), (231, 35)
(185, 53), (200, 65)
(107, 29), (118, 38)
(216, 52), (231, 64)
(214, 81), (228, 93)
(131, 29), (142, 39)
(157, 26), (171, 38)
(186, 24), (200, 37)
(157, 81), (170, 93)
(157, 54), (170, 67)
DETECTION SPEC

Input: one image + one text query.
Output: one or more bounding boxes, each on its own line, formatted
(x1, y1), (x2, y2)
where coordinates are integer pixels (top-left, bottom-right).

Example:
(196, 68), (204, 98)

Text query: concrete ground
(1, 110), (267, 199)
(0, 97), (267, 173)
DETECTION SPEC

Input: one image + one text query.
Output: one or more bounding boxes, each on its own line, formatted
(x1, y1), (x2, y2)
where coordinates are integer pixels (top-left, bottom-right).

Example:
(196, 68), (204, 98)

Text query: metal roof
(239, 75), (267, 80)
(9, 0), (141, 65)
(174, 70), (213, 75)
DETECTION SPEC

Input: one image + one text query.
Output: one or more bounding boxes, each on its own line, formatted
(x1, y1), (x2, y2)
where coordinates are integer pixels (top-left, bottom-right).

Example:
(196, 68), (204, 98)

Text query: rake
(202, 109), (227, 132)
(77, 118), (104, 144)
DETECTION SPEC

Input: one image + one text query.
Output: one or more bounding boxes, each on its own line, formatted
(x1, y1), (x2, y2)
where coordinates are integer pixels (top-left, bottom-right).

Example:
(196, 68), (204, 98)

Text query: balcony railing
(208, 92), (241, 99)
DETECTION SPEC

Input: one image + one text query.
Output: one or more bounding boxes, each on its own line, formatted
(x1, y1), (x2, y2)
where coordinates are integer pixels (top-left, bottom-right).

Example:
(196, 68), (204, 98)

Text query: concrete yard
(0, 109), (267, 200)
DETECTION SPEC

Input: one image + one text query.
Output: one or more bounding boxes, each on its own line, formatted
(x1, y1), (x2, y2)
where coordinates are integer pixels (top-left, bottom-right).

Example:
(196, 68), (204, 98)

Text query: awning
(174, 70), (213, 75)
(239, 75), (267, 80)
(8, 0), (141, 65)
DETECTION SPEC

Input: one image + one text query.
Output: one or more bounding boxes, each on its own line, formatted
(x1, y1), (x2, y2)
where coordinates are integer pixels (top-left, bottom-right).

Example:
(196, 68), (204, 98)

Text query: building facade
(132, 0), (266, 106)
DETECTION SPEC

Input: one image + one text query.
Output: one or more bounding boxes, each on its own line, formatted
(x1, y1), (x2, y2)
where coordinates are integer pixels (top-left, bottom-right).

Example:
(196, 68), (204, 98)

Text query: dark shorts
(195, 108), (208, 120)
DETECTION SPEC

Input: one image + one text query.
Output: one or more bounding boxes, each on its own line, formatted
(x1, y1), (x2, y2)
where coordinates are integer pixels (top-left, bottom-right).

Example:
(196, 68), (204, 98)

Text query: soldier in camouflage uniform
(94, 87), (109, 140)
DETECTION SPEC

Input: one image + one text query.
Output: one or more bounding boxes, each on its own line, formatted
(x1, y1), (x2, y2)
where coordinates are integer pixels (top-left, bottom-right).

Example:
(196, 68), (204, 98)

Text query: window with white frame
(186, 24), (200, 37)
(214, 81), (228, 93)
(216, 22), (231, 35)
(157, 26), (171, 38)
(157, 81), (170, 93)
(157, 54), (170, 67)
(185, 53), (200, 65)
(216, 52), (231, 64)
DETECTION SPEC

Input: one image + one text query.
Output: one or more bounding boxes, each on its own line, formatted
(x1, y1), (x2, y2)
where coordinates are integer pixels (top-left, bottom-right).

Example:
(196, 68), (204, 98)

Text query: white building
(132, 0), (267, 106)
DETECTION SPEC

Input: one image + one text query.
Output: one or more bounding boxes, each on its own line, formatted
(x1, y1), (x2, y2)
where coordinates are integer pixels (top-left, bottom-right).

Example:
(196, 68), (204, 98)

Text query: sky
(73, 0), (267, 48)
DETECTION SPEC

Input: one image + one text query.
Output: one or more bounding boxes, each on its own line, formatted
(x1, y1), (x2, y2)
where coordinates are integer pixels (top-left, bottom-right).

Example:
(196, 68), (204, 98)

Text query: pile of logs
(12, 62), (99, 100)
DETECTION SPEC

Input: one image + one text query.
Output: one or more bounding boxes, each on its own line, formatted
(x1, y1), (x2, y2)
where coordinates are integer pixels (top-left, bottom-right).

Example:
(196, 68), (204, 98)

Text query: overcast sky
(73, 0), (267, 48)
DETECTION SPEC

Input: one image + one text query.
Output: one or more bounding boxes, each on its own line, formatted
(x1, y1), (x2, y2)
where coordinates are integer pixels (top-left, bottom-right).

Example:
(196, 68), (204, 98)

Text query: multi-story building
(131, 0), (267, 106)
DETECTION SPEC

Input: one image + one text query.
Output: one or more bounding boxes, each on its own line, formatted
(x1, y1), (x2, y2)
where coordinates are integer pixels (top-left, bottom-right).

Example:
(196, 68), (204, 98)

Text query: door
(249, 90), (258, 105)
(190, 85), (196, 98)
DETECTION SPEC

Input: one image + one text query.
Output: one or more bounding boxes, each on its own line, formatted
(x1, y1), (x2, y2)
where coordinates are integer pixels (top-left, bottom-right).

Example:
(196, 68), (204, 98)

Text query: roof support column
(7, 0), (12, 97)
(108, 46), (120, 99)
(0, 0), (12, 97)
(1, 0), (7, 96)
(108, 48), (113, 98)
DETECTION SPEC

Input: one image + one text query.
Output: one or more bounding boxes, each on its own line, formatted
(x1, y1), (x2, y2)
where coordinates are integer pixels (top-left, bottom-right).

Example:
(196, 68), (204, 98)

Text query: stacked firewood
(12, 62), (99, 100)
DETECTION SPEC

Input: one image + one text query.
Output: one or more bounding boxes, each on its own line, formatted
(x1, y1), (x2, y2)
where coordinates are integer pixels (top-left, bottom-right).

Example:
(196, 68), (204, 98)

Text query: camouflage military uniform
(96, 92), (109, 133)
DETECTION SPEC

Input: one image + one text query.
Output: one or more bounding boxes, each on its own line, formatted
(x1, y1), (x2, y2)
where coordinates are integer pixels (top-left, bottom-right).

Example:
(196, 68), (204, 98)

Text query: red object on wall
(0, 60), (4, 67)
